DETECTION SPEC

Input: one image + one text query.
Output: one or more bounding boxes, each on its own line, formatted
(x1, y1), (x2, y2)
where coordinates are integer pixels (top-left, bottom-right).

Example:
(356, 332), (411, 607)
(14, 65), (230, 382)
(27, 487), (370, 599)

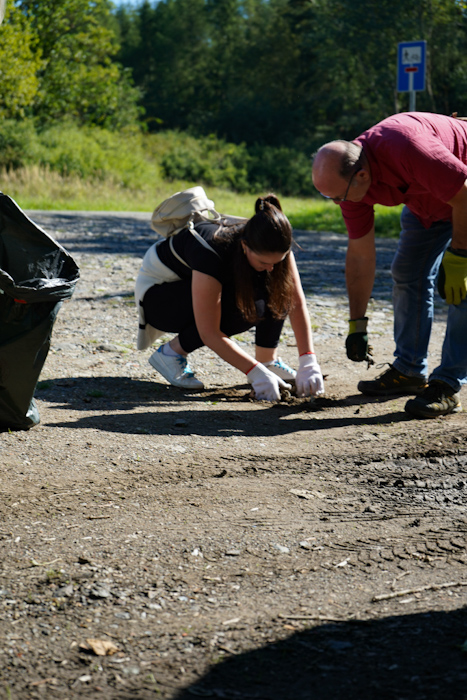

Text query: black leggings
(142, 279), (284, 354)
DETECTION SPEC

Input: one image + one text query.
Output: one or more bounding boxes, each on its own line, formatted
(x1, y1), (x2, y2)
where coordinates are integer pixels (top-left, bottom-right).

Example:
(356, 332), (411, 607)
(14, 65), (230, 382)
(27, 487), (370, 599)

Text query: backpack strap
(188, 221), (221, 259)
(169, 236), (190, 268)
(168, 221), (221, 269)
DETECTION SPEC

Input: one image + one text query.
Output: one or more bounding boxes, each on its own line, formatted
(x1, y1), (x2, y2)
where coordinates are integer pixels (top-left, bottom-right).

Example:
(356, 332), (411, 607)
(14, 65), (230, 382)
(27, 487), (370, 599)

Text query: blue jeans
(391, 206), (467, 392)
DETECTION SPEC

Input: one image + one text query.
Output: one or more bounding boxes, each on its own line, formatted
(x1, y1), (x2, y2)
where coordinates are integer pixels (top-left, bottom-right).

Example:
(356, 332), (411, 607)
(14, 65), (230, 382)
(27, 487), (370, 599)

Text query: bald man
(312, 112), (467, 418)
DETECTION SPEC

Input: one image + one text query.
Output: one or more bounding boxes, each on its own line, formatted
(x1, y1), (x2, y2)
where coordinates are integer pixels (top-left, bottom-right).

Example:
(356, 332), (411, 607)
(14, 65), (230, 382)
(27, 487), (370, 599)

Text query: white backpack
(151, 186), (222, 238)
(150, 186), (247, 267)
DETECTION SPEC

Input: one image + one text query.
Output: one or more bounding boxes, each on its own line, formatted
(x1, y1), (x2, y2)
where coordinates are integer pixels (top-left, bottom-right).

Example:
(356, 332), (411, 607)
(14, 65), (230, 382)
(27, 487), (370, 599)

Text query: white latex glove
(247, 363), (291, 402)
(295, 353), (325, 397)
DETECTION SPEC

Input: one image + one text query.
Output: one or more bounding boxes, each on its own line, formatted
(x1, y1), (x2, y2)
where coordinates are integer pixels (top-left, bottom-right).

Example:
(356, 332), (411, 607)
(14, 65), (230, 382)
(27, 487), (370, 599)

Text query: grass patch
(287, 199), (403, 238)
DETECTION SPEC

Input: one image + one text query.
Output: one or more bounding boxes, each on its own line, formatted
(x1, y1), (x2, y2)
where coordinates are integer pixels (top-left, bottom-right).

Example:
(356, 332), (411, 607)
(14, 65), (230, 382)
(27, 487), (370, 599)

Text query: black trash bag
(0, 193), (80, 431)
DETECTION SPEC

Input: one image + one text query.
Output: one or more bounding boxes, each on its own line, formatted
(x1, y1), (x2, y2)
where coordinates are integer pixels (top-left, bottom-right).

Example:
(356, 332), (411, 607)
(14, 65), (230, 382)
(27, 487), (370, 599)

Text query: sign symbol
(397, 40), (426, 111)
(397, 41), (426, 93)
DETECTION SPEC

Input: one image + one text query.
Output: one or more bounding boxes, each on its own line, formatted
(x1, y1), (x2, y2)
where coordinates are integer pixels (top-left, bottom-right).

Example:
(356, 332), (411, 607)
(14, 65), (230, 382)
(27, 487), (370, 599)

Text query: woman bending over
(135, 194), (324, 402)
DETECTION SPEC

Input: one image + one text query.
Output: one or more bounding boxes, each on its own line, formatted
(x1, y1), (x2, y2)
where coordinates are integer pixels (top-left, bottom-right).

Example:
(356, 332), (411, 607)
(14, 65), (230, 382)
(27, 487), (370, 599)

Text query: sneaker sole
(148, 354), (204, 390)
(405, 400), (462, 419)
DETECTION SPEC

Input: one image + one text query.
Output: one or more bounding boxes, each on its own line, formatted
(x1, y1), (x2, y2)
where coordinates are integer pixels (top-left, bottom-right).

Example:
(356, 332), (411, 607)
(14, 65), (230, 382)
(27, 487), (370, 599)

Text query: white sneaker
(263, 357), (297, 383)
(149, 347), (204, 390)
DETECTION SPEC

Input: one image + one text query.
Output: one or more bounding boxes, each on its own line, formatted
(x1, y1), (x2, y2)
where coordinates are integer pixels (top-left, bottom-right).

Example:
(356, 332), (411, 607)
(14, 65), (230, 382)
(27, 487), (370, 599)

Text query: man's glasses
(320, 160), (361, 203)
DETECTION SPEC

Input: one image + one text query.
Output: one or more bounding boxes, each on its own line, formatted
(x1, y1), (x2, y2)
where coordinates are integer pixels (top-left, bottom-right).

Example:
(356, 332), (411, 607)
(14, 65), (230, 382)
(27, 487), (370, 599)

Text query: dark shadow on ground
(293, 228), (396, 299)
(27, 211), (155, 258)
(37, 375), (413, 436)
(29, 212), (401, 300)
(173, 607), (467, 700)
(44, 408), (411, 436)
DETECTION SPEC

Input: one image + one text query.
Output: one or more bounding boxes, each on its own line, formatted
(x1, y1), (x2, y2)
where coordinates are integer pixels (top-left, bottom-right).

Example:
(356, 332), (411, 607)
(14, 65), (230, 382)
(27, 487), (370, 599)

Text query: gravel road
(0, 210), (464, 700)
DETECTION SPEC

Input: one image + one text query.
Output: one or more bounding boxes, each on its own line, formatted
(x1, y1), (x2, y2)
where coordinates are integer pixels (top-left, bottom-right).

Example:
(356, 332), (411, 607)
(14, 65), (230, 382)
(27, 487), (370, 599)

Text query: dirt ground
(0, 211), (466, 700)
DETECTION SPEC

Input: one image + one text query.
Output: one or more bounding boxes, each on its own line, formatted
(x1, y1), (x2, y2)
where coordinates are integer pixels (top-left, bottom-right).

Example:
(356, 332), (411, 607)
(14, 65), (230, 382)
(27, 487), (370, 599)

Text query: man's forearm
(346, 233), (376, 319)
(347, 275), (374, 319)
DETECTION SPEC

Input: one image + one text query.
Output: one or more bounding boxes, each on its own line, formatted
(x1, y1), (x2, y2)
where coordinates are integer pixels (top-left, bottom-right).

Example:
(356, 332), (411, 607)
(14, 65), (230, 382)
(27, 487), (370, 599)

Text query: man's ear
(356, 166), (371, 184)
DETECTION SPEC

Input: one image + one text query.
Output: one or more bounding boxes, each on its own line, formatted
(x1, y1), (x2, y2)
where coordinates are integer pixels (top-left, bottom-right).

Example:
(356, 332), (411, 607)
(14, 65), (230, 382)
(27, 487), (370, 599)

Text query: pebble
(89, 586), (111, 599)
(96, 343), (121, 352)
(78, 675), (92, 683)
(273, 544), (290, 554)
(121, 666), (140, 676)
(56, 584), (74, 597)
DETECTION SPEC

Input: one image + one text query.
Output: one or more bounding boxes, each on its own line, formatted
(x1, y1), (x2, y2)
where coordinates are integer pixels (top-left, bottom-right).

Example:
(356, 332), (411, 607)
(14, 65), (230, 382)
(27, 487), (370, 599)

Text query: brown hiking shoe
(405, 380), (462, 418)
(358, 364), (428, 397)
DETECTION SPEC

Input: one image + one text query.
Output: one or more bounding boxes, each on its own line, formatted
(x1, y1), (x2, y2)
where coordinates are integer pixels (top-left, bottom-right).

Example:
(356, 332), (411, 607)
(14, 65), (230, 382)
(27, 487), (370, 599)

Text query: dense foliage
(0, 120), (315, 194)
(1, 0), (140, 128)
(1, 0), (467, 197)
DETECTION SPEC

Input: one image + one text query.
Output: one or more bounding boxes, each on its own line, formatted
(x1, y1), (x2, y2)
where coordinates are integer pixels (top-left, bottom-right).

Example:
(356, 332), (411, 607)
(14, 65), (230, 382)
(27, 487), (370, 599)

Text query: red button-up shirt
(340, 112), (467, 239)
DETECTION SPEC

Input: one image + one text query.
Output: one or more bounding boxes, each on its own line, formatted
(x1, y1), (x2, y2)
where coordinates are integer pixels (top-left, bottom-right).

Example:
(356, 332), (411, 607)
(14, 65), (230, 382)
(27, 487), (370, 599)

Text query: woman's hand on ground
(247, 363), (291, 402)
(295, 353), (325, 397)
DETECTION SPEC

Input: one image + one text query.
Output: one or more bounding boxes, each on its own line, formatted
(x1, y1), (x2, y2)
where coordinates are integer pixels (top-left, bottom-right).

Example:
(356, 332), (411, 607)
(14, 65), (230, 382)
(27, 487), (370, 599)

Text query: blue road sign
(397, 41), (426, 92)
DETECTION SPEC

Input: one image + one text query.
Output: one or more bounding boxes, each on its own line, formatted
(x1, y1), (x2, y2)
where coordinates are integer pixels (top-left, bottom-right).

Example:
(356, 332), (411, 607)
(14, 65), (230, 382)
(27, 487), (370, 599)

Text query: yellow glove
(437, 247), (467, 305)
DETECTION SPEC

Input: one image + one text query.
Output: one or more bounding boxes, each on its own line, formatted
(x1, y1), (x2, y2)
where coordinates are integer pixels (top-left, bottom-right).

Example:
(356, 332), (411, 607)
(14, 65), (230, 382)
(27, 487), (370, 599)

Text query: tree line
(2, 0), (467, 193)
(114, 0), (467, 149)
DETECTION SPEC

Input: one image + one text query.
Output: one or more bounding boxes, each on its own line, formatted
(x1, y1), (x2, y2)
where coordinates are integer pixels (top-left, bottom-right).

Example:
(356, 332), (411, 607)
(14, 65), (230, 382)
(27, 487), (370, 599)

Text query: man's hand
(437, 247), (467, 305)
(346, 317), (374, 366)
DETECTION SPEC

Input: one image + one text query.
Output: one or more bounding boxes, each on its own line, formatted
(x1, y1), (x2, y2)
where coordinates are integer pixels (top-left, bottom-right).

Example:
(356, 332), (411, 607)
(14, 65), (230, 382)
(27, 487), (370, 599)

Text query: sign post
(397, 41), (426, 111)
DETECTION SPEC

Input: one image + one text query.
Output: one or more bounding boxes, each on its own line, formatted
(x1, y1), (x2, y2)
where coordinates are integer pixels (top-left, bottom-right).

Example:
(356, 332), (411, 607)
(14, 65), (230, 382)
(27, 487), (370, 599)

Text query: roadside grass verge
(2, 165), (402, 238)
(288, 199), (403, 238)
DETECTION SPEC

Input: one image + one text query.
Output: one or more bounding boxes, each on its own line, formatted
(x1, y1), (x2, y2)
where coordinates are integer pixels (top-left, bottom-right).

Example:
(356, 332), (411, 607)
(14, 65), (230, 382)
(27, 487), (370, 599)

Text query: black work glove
(346, 317), (374, 365)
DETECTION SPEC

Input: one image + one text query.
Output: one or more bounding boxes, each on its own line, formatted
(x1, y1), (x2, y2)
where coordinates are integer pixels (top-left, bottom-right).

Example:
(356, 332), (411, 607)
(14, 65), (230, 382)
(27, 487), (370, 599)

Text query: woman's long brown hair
(215, 194), (294, 323)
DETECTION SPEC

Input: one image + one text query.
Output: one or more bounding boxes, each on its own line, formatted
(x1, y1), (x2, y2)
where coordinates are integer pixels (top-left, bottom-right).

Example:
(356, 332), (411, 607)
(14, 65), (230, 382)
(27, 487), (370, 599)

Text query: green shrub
(160, 132), (250, 191)
(157, 132), (315, 196)
(0, 121), (316, 198)
(247, 145), (314, 197)
(33, 122), (160, 187)
(0, 119), (39, 170)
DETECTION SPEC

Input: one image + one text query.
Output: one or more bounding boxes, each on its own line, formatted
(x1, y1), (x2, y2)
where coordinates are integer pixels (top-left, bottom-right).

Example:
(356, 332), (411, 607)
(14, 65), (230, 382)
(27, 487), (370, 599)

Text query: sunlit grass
(2, 165), (403, 238)
(2, 165), (157, 212)
(285, 198), (403, 238)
